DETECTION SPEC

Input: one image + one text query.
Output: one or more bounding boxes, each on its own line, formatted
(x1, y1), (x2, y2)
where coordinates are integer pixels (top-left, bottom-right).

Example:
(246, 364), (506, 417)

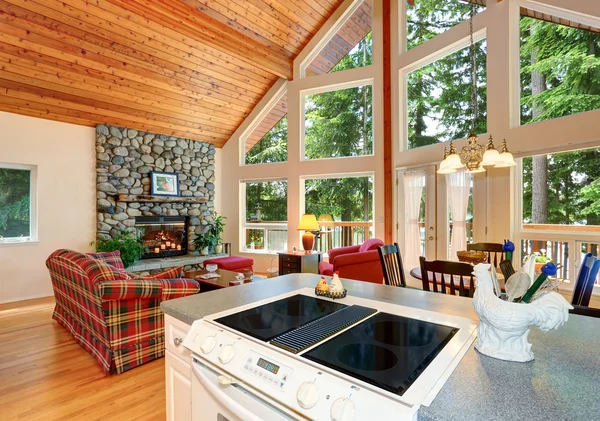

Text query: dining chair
(378, 243), (406, 287)
(499, 259), (515, 280)
(571, 253), (600, 307)
(467, 243), (504, 268)
(419, 256), (475, 298)
(570, 305), (600, 318)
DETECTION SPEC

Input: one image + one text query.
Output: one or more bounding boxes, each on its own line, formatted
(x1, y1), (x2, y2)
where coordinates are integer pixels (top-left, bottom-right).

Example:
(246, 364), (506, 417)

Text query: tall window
(407, 40), (487, 149)
(244, 94), (287, 165)
(304, 0), (372, 77)
(406, 0), (485, 50)
(304, 84), (373, 160)
(519, 147), (600, 281)
(242, 180), (288, 252)
(0, 164), (36, 243)
(304, 175), (373, 251)
(520, 15), (600, 126)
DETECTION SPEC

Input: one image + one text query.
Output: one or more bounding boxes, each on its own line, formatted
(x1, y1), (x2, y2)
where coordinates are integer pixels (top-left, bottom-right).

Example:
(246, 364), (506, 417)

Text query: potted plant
(532, 250), (552, 273)
(194, 232), (216, 256)
(211, 212), (227, 254)
(92, 229), (144, 268)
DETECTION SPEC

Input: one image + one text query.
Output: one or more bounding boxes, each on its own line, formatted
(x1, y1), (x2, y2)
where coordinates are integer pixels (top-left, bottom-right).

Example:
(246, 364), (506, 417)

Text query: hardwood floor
(0, 297), (165, 421)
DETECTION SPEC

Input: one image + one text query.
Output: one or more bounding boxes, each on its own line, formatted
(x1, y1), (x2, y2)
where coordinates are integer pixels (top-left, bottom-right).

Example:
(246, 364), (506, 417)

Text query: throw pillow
(87, 251), (125, 270)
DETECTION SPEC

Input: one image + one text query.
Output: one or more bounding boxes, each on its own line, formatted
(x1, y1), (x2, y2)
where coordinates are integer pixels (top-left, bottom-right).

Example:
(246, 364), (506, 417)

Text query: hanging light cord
(469, 3), (477, 134)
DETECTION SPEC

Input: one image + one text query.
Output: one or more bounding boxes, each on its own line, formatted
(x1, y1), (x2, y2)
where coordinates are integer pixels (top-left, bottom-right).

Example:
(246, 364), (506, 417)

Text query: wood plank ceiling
(0, 0), (345, 146)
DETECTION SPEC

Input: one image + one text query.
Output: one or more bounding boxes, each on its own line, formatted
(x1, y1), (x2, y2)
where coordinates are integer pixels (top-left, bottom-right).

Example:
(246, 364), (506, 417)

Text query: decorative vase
(201, 247), (209, 256)
(472, 264), (572, 362)
(214, 244), (223, 254)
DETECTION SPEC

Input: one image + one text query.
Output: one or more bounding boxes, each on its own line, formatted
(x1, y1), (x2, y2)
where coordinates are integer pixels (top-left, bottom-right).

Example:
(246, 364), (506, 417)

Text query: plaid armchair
(46, 249), (199, 374)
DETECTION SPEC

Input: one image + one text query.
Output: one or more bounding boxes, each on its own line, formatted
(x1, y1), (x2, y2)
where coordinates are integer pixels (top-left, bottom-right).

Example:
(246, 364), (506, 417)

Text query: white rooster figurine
(473, 264), (573, 362)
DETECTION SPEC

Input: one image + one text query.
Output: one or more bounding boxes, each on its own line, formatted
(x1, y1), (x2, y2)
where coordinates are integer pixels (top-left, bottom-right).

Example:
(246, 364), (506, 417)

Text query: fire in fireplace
(135, 216), (188, 259)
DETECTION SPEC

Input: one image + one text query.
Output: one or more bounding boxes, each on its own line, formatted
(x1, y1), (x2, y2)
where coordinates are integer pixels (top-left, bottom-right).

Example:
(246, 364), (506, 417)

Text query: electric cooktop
(215, 294), (347, 342)
(302, 312), (459, 396)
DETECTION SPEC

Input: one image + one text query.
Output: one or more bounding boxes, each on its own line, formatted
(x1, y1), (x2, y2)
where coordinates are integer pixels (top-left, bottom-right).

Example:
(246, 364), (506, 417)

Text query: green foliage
(245, 116), (288, 165)
(245, 181), (288, 222)
(406, 0), (487, 149)
(520, 17), (600, 124)
(210, 212), (227, 244)
(0, 168), (31, 238)
(93, 230), (144, 268)
(582, 180), (600, 217)
(193, 232), (217, 253)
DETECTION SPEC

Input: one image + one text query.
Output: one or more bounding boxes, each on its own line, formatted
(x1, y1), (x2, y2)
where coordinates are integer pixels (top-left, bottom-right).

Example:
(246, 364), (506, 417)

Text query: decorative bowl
(205, 263), (218, 273)
(457, 250), (487, 264)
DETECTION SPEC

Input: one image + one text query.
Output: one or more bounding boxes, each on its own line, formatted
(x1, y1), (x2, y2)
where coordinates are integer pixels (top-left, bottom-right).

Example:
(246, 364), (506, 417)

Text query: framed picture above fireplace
(151, 171), (179, 196)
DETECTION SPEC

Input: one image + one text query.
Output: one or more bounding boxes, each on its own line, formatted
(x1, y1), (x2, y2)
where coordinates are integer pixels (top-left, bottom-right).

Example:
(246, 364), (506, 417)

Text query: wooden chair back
(467, 243), (505, 268)
(499, 259), (515, 280)
(419, 256), (475, 298)
(378, 243), (406, 287)
(570, 305), (600, 318)
(572, 253), (600, 307)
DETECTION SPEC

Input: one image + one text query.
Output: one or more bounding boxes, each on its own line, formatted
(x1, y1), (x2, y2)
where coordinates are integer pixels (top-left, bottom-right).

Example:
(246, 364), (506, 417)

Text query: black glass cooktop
(215, 294), (347, 342)
(302, 312), (458, 396)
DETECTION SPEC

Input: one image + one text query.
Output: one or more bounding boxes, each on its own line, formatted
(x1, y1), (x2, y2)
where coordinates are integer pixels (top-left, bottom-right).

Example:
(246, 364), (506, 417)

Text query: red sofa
(46, 249), (199, 374)
(318, 238), (384, 284)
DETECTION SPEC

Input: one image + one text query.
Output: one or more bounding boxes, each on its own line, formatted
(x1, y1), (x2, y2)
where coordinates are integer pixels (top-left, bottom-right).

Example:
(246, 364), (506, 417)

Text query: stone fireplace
(135, 216), (188, 259)
(95, 124), (217, 272)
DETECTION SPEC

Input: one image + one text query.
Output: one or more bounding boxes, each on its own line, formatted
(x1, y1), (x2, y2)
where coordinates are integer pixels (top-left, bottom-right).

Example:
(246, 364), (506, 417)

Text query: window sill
(0, 239), (39, 247)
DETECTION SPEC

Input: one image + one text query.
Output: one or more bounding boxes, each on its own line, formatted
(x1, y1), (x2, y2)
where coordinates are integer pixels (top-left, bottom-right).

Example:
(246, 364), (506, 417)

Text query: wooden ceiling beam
(108, 0), (292, 79)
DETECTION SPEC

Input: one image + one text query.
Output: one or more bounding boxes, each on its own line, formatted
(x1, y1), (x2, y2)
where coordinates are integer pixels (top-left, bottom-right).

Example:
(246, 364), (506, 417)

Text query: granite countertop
(161, 274), (600, 421)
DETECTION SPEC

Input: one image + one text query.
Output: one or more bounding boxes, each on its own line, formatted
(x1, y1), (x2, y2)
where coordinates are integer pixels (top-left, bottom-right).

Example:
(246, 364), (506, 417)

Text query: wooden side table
(278, 251), (322, 275)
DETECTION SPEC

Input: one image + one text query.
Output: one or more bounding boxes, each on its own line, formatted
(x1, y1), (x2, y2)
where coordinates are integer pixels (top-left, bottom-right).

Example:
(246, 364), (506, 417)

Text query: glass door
(397, 166), (437, 272)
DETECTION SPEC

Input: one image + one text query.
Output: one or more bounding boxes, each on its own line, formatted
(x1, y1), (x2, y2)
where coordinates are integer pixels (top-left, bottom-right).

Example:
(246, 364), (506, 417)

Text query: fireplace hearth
(135, 216), (188, 259)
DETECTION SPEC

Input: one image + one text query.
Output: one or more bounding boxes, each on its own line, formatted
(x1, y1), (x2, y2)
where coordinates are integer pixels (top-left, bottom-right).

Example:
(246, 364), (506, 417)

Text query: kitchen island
(161, 273), (599, 421)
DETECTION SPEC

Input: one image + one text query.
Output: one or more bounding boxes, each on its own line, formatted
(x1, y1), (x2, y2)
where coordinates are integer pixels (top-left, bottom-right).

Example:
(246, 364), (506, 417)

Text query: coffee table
(185, 268), (265, 292)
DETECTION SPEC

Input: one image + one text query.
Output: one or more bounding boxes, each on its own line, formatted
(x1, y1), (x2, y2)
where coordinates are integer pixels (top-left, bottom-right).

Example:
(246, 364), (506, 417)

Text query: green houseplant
(92, 229), (144, 268)
(193, 232), (217, 256)
(211, 212), (227, 254)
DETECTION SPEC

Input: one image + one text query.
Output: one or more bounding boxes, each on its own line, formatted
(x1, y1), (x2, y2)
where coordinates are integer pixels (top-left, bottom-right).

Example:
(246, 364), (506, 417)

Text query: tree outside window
(0, 167), (31, 240)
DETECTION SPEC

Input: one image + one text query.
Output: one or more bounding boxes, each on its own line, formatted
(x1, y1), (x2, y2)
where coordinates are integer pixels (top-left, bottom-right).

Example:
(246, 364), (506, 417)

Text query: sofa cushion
(319, 261), (334, 276)
(87, 251), (125, 270)
(359, 238), (384, 253)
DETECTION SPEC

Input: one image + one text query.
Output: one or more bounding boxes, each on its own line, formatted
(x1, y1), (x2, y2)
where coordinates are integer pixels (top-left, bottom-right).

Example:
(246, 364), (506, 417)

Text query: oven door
(191, 358), (304, 421)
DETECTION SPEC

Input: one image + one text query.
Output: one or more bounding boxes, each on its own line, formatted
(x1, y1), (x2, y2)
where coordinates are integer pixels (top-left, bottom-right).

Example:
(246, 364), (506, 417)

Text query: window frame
(300, 78), (375, 162)
(239, 83), (288, 167)
(0, 162), (38, 245)
(513, 152), (600, 290)
(240, 178), (288, 254)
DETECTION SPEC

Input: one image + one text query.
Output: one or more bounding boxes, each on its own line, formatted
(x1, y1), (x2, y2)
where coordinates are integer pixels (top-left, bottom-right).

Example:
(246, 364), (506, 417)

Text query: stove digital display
(257, 358), (280, 374)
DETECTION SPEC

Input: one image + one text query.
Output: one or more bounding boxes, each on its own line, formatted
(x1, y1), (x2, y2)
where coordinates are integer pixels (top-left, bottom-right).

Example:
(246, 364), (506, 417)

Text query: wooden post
(383, 0), (393, 244)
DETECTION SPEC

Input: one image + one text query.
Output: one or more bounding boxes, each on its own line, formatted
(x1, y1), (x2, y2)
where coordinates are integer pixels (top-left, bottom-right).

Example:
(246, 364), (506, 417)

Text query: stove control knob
(296, 381), (319, 409)
(200, 335), (217, 354)
(218, 344), (235, 364)
(330, 397), (356, 421)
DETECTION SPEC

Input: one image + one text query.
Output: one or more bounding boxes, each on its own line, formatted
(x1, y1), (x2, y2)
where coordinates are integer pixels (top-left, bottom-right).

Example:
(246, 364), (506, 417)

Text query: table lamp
(298, 214), (319, 252)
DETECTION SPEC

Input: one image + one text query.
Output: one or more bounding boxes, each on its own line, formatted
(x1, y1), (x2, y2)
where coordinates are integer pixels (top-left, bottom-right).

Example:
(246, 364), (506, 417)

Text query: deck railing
(315, 221), (373, 253)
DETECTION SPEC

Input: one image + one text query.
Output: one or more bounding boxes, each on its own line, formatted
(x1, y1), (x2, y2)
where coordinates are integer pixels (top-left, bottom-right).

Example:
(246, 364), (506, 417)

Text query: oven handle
(192, 361), (265, 421)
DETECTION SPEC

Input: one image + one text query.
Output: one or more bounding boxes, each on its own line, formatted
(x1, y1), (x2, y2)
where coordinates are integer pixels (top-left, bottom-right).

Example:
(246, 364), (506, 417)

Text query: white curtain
(403, 171), (427, 270)
(447, 171), (472, 261)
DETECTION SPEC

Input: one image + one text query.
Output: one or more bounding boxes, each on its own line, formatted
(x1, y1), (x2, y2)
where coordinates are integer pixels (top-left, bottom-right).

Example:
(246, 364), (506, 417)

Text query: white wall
(0, 112), (96, 303)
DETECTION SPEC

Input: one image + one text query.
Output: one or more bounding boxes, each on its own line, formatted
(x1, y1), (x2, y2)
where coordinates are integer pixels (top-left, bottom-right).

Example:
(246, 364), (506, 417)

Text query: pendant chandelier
(437, 4), (516, 175)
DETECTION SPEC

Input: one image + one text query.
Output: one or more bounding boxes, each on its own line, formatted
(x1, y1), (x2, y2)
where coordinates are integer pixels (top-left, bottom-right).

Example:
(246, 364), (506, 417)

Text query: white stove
(183, 288), (477, 421)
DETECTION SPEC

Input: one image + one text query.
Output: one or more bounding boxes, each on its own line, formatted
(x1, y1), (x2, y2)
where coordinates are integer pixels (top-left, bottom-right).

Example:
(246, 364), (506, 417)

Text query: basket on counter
(457, 250), (487, 264)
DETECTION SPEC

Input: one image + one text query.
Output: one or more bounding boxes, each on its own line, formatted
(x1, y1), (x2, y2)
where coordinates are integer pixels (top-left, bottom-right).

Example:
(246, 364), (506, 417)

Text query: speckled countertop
(161, 274), (600, 421)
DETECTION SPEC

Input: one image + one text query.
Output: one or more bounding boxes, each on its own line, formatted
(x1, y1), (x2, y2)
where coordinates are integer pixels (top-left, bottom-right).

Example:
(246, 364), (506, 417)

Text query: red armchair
(318, 238), (384, 284)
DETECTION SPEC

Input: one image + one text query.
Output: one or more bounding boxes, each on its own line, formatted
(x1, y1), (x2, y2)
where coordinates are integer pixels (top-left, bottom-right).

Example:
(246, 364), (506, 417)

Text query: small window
(0, 164), (36, 243)
(407, 39), (487, 149)
(242, 180), (288, 252)
(406, 0), (485, 50)
(244, 94), (288, 165)
(304, 84), (373, 160)
(520, 14), (600, 125)
(305, 0), (372, 77)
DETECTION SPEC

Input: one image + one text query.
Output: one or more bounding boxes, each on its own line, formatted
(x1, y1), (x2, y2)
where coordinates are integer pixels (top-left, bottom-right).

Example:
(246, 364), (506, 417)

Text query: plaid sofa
(46, 249), (199, 374)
